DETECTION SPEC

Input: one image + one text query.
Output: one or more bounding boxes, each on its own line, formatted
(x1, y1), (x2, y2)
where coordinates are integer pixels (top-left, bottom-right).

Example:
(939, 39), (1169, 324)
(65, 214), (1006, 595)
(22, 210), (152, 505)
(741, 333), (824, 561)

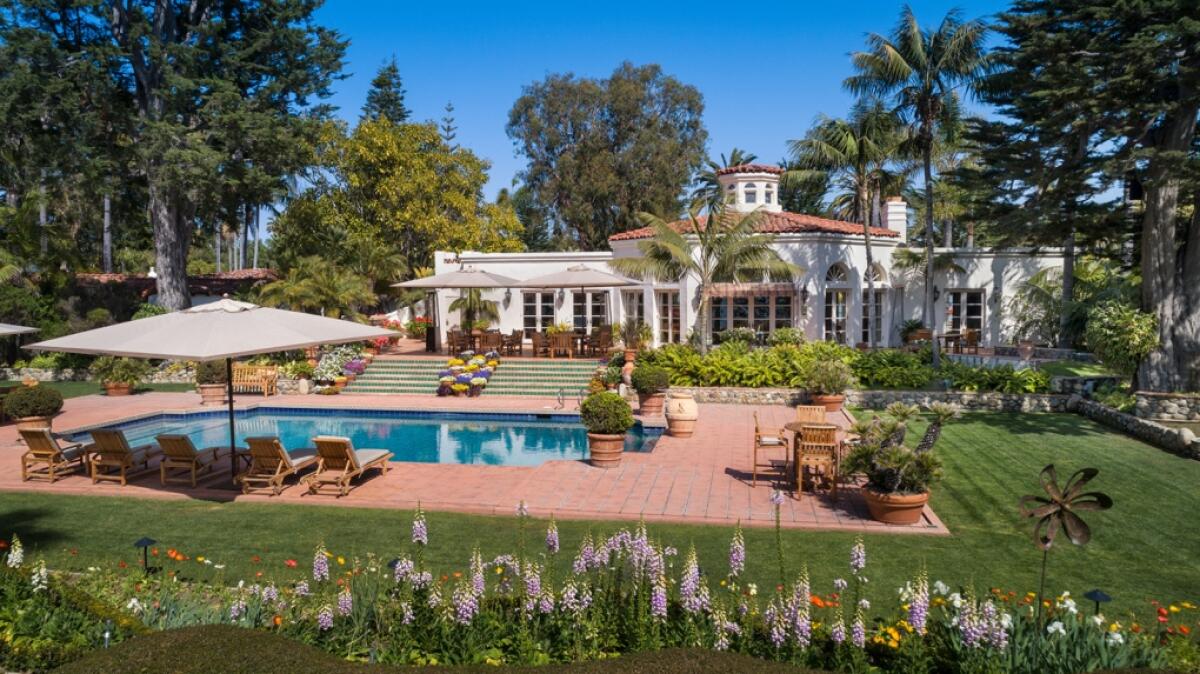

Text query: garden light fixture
(134, 536), (156, 574)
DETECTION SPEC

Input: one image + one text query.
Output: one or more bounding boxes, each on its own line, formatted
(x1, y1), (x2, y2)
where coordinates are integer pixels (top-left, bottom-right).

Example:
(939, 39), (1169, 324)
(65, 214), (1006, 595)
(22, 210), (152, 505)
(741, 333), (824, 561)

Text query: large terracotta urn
(638, 392), (666, 416)
(587, 433), (625, 468)
(863, 490), (929, 526)
(810, 394), (845, 413)
(197, 383), (227, 406)
(14, 415), (53, 433)
(664, 391), (699, 438)
(103, 382), (134, 397)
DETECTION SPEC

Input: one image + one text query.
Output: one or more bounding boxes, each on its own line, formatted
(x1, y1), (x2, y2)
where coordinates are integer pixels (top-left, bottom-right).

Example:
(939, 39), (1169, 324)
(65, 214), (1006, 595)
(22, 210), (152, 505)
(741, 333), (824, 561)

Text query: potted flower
(842, 403), (957, 525)
(333, 375), (348, 390)
(602, 365), (622, 391)
(580, 391), (634, 468)
(470, 376), (487, 396)
(89, 356), (151, 396)
(437, 375), (454, 396)
(343, 358), (366, 382)
(630, 364), (669, 416)
(3, 384), (64, 432)
(618, 317), (649, 364)
(194, 360), (228, 406)
(804, 359), (855, 412)
(451, 383), (469, 396)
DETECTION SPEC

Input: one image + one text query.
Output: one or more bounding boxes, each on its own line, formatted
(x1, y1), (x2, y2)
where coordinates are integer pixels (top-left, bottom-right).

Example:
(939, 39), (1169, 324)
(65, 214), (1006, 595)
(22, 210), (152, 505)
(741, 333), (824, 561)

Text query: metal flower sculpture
(1019, 464), (1113, 550)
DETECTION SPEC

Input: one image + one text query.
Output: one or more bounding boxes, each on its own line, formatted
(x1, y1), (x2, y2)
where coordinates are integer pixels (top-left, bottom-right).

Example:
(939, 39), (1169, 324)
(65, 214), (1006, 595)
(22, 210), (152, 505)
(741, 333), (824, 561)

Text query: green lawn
(1038, 360), (1119, 378)
(2, 412), (1196, 618)
(0, 380), (195, 398)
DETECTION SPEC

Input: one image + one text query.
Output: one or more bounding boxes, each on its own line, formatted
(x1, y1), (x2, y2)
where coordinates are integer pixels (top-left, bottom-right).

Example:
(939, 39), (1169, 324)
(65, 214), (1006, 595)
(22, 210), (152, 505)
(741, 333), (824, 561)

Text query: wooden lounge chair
(752, 411), (789, 487)
(89, 429), (161, 485)
(303, 436), (393, 497)
(19, 428), (90, 482)
(156, 434), (234, 487)
(236, 436), (319, 495)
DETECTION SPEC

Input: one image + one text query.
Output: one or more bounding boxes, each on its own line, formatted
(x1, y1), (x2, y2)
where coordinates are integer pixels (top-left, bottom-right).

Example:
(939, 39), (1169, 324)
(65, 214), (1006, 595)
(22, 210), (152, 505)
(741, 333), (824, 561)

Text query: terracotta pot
(103, 382), (134, 397)
(623, 348), (637, 364)
(1017, 340), (1036, 360)
(863, 489), (930, 526)
(810, 393), (845, 413)
(197, 383), (227, 406)
(638, 392), (666, 416)
(664, 391), (699, 438)
(15, 415), (52, 433)
(587, 432), (625, 468)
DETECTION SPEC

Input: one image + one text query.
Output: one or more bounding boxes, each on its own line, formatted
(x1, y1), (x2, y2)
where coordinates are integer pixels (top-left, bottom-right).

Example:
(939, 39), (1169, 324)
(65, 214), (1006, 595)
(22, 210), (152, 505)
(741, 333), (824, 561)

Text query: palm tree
(691, 148), (758, 210)
(257, 256), (376, 320)
(610, 203), (801, 353)
(846, 5), (989, 367)
(789, 99), (909, 347)
(448, 288), (500, 329)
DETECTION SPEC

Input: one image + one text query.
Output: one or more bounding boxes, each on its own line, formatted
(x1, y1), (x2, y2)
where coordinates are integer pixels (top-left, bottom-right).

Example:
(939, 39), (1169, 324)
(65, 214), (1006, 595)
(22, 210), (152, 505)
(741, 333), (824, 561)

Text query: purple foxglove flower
(393, 557), (414, 583)
(850, 537), (866, 574)
(317, 607), (334, 631)
(471, 550), (485, 596)
(769, 489), (786, 506)
(229, 599), (246, 621)
(546, 519), (559, 554)
(294, 580), (310, 597)
(412, 508), (428, 546)
(851, 615), (866, 648)
(312, 547), (330, 582)
(400, 602), (414, 625)
(728, 526), (745, 577)
(337, 589), (353, 616)
(453, 583), (479, 625)
(650, 575), (668, 620)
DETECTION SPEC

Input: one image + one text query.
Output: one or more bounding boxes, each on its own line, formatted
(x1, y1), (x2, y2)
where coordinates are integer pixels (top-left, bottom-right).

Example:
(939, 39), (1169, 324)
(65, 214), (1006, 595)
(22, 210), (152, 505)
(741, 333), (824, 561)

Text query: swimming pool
(70, 407), (661, 467)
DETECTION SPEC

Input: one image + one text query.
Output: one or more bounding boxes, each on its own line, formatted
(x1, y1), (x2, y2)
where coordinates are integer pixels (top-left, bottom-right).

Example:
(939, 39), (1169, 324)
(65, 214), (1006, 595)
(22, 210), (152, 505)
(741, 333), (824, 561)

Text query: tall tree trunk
(241, 204), (251, 269)
(923, 140), (940, 369)
(149, 183), (192, 310)
(1057, 229), (1075, 349)
(1137, 101), (1198, 392)
(252, 206), (260, 269)
(943, 220), (953, 248)
(102, 193), (112, 273)
(215, 229), (222, 274)
(966, 222), (975, 249)
(1181, 192), (1200, 391)
(38, 171), (48, 255)
(864, 178), (879, 348)
(696, 287), (712, 355)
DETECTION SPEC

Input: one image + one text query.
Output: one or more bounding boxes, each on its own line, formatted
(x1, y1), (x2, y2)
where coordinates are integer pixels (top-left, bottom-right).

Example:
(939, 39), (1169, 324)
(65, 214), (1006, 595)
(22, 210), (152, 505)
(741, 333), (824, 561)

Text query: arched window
(825, 263), (849, 284)
(764, 185), (774, 204)
(863, 264), (884, 284)
(744, 182), (757, 204)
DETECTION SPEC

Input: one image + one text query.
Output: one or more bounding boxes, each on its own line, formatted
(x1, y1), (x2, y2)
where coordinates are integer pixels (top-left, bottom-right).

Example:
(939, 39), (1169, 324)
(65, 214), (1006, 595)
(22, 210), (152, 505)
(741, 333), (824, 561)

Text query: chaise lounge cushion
(353, 449), (391, 466)
(286, 447), (319, 466)
(758, 436), (785, 446)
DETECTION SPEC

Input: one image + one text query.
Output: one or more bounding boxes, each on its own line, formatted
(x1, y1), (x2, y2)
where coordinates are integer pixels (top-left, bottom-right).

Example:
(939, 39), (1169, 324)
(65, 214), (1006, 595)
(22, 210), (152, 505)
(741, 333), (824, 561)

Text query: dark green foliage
(628, 364), (669, 395)
(716, 327), (756, 344)
(941, 362), (1051, 394)
(361, 57), (410, 124)
(88, 357), (151, 386)
(578, 391), (634, 435)
(852, 350), (935, 390)
(130, 304), (168, 320)
(507, 63), (707, 248)
(193, 360), (228, 386)
(803, 359), (856, 396)
(2, 384), (64, 418)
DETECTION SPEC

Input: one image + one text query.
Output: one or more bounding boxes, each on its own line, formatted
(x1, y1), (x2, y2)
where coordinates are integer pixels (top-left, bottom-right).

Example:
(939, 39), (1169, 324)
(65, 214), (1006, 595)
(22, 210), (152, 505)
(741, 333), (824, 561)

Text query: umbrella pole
(226, 357), (236, 476)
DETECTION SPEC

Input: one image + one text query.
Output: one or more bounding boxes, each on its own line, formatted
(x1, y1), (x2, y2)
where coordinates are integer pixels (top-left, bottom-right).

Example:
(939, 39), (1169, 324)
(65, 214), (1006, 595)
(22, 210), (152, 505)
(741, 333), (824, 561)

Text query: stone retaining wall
(1049, 376), (1123, 395)
(848, 390), (1069, 413)
(670, 386), (805, 406)
(1073, 396), (1199, 458)
(0, 367), (194, 383)
(1135, 391), (1200, 422)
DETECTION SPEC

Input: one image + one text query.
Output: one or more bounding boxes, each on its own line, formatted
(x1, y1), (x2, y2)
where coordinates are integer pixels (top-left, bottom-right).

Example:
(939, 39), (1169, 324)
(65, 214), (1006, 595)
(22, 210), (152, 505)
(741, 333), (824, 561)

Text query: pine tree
(362, 57), (410, 124)
(440, 102), (458, 147)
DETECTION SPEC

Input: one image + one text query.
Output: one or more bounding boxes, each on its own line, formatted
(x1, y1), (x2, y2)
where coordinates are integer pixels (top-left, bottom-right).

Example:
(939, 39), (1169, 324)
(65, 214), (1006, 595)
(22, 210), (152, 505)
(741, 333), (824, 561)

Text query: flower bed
(437, 351), (500, 397)
(12, 506), (1192, 673)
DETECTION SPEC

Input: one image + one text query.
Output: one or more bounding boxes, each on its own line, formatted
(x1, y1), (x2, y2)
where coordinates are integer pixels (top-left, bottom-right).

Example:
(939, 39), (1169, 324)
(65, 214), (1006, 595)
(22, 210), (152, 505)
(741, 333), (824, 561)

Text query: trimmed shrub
(579, 391), (634, 435)
(766, 327), (805, 347)
(1085, 301), (1159, 378)
(2, 385), (64, 418)
(851, 350), (935, 389)
(194, 360), (228, 385)
(88, 357), (152, 386)
(804, 359), (855, 395)
(716, 327), (757, 344)
(630, 365), (669, 395)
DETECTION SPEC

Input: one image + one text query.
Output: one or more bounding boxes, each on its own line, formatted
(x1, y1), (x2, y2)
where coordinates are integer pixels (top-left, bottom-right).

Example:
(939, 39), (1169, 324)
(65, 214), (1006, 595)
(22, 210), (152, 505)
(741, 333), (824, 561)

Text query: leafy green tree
(1085, 301), (1159, 384)
(776, 159), (831, 215)
(691, 148), (757, 209)
(362, 57), (411, 124)
(846, 6), (989, 367)
(610, 204), (800, 353)
(257, 256), (376, 320)
(448, 288), (500, 329)
(507, 62), (707, 249)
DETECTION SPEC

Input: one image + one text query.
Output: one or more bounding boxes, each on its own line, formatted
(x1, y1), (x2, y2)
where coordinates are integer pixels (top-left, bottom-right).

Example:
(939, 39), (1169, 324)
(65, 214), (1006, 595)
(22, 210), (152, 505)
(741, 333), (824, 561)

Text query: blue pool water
(71, 408), (660, 467)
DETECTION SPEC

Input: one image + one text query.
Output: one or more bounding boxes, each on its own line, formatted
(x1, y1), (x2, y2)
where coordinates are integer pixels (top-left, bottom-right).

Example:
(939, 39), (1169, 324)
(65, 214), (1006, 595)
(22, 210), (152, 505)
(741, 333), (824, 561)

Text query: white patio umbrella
(0, 323), (38, 337)
(26, 298), (396, 474)
(392, 265), (521, 351)
(520, 265), (638, 330)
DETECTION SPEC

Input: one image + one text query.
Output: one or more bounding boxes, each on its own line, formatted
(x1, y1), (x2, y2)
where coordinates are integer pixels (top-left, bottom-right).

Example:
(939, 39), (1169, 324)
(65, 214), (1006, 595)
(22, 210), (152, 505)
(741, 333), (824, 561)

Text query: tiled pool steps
(345, 357), (600, 396)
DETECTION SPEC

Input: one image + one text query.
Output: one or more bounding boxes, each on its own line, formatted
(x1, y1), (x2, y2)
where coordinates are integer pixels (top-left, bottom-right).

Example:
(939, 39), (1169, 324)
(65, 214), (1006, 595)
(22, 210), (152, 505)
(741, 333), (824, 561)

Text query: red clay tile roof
(715, 163), (785, 176)
(608, 211), (900, 242)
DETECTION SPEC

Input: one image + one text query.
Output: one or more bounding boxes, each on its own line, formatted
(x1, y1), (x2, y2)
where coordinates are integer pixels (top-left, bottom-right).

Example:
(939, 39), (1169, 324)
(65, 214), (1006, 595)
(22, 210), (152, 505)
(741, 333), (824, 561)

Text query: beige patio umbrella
(520, 265), (638, 331)
(27, 298), (396, 473)
(392, 265), (521, 352)
(0, 323), (38, 336)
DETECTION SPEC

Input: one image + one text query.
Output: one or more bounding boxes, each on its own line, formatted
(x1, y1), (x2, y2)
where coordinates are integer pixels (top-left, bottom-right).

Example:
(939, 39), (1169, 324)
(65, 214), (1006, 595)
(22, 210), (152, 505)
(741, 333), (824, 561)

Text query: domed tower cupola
(716, 164), (785, 214)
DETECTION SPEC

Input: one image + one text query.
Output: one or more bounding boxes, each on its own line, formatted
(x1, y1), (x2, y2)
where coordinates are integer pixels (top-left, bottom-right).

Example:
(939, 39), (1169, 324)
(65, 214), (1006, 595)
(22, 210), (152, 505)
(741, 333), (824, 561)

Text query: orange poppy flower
(252, 555), (261, 563)
(811, 595), (826, 608)
(285, 559), (297, 568)
(273, 615), (283, 627)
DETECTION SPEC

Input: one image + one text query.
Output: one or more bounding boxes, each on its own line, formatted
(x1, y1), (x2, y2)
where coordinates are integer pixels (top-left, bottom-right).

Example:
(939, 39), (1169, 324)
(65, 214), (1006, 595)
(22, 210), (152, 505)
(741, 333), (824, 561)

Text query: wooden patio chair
(156, 434), (238, 487)
(19, 428), (90, 482)
(446, 329), (468, 354)
(303, 436), (393, 497)
(548, 332), (574, 359)
(236, 436), (319, 495)
(961, 328), (981, 354)
(479, 331), (503, 353)
(593, 327), (613, 356)
(503, 329), (524, 356)
(796, 424), (839, 497)
(88, 429), (161, 486)
(752, 411), (789, 487)
(530, 332), (549, 358)
(795, 405), (827, 425)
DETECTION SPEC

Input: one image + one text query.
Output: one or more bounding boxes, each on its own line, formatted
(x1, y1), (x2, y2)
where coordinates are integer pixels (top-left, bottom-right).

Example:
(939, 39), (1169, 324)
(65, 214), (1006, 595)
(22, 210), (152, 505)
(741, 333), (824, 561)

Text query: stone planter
(638, 392), (666, 416)
(103, 382), (134, 397)
(664, 391), (699, 438)
(587, 433), (625, 468)
(863, 489), (929, 526)
(197, 384), (227, 406)
(297, 379), (313, 395)
(14, 415), (53, 433)
(1017, 340), (1036, 360)
(810, 394), (846, 413)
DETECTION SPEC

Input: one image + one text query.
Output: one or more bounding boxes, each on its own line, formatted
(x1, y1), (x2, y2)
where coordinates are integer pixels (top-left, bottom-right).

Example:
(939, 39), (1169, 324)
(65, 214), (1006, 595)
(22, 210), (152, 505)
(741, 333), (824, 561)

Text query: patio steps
(344, 356), (600, 397)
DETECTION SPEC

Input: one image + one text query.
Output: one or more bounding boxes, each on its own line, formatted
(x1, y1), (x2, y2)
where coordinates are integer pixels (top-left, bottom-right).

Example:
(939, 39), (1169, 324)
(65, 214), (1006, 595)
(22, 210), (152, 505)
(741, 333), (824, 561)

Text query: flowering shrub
(436, 353), (496, 396)
(17, 511), (1189, 673)
(405, 316), (432, 338)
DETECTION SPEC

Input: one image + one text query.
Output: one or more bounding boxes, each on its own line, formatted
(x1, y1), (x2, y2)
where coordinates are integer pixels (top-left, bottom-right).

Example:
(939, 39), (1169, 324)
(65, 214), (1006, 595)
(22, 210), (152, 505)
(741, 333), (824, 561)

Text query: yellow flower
(932, 597), (946, 607)
(719, 580), (727, 586)
(323, 550), (333, 558)
(337, 556), (345, 566)
(888, 639), (900, 649)
(1109, 622), (1122, 632)
(872, 636), (885, 645)
(495, 566), (504, 574)
(196, 556), (205, 562)
(1182, 601), (1196, 610)
(899, 620), (915, 633)
(886, 627), (901, 641)
(1170, 605), (1181, 613)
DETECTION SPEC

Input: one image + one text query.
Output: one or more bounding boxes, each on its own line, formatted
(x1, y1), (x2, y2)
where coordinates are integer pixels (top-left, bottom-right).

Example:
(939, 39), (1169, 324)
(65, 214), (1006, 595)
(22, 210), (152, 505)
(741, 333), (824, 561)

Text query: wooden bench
(232, 365), (278, 397)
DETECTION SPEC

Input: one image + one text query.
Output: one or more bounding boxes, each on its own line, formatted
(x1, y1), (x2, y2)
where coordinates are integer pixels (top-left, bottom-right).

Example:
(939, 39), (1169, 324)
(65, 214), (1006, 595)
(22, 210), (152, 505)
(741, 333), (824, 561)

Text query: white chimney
(883, 197), (908, 242)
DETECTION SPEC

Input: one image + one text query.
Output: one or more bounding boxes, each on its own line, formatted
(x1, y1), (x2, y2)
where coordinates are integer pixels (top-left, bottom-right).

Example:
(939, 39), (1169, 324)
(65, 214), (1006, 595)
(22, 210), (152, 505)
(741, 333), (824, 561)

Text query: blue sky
(314, 0), (1009, 199)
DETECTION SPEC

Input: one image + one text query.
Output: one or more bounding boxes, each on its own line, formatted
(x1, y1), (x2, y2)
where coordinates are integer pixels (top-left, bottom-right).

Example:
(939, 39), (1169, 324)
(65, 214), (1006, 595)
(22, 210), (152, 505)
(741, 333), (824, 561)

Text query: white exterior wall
(433, 242), (1063, 349)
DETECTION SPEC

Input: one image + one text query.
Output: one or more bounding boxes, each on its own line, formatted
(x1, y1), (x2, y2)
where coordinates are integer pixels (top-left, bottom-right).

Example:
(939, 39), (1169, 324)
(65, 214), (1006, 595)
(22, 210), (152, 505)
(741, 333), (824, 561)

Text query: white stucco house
(430, 164), (1063, 349)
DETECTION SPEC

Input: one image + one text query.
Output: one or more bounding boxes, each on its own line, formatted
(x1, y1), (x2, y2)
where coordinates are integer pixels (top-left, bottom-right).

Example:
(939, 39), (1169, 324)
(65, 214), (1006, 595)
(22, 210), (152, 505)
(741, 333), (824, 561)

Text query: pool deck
(0, 390), (947, 534)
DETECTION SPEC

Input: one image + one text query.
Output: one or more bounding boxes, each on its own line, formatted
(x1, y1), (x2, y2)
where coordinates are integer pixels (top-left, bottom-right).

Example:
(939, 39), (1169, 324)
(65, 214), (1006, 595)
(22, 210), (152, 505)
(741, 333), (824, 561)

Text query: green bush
(629, 365), (669, 395)
(131, 303), (169, 320)
(941, 362), (1050, 393)
(766, 327), (805, 347)
(851, 350), (935, 389)
(1085, 301), (1159, 378)
(194, 360), (228, 385)
(1094, 383), (1136, 412)
(2, 385), (64, 418)
(803, 359), (855, 395)
(280, 360), (315, 379)
(716, 327), (757, 344)
(579, 391), (634, 435)
(25, 351), (89, 370)
(88, 357), (152, 386)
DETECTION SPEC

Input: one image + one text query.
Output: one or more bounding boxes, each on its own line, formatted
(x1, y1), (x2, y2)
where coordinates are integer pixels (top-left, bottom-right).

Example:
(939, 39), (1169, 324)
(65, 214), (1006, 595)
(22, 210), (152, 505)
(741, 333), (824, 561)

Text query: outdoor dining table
(940, 332), (962, 353)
